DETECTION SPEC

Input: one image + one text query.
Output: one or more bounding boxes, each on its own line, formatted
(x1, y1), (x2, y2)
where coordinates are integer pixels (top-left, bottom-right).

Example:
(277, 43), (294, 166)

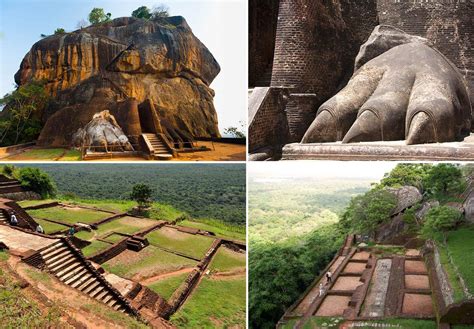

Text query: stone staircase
(0, 176), (24, 194)
(40, 240), (131, 312)
(0, 210), (7, 225)
(142, 133), (173, 160)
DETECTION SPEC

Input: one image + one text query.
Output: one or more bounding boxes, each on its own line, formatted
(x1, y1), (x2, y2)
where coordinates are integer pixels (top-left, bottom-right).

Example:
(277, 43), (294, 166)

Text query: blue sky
(0, 0), (247, 133)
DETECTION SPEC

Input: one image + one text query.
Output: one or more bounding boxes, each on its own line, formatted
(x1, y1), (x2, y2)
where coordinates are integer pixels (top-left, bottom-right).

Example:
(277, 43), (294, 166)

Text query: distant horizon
(0, 0), (247, 134)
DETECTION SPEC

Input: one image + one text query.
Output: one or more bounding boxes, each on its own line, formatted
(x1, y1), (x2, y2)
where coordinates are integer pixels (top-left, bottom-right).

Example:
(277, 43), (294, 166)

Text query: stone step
(46, 250), (74, 266)
(76, 276), (97, 291)
(49, 255), (77, 273)
(42, 246), (69, 261)
(95, 289), (109, 301)
(82, 280), (101, 295)
(107, 298), (118, 307)
(64, 268), (89, 285)
(89, 286), (105, 298)
(102, 294), (114, 304)
(40, 241), (65, 255)
(56, 262), (83, 279)
(71, 273), (93, 289)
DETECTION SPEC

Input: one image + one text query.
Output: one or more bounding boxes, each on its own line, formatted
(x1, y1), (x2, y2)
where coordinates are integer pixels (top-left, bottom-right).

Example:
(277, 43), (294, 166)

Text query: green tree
(151, 5), (169, 19)
(224, 126), (246, 138)
(54, 28), (66, 34)
(88, 8), (111, 25)
(0, 81), (49, 146)
(378, 163), (431, 192)
(424, 164), (464, 196)
(16, 167), (56, 198)
(342, 189), (397, 236)
(422, 206), (463, 236)
(1, 165), (15, 177)
(131, 6), (152, 19)
(130, 184), (153, 209)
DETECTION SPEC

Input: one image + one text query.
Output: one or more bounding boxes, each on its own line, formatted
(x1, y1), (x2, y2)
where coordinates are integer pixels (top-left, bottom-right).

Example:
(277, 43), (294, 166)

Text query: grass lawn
(146, 273), (190, 301)
(62, 199), (135, 213)
(171, 277), (245, 328)
(27, 206), (110, 225)
(81, 240), (112, 257)
(34, 218), (68, 234)
(6, 148), (66, 160)
(95, 216), (156, 238)
(103, 233), (128, 244)
(444, 226), (474, 297)
(180, 219), (245, 241)
(17, 199), (57, 208)
(102, 246), (197, 279)
(209, 247), (245, 272)
(146, 227), (215, 259)
(74, 230), (95, 241)
(59, 149), (81, 161)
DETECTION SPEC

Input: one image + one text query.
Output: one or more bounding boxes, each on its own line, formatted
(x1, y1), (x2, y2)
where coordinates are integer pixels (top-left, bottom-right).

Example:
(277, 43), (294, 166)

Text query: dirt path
(210, 268), (245, 280)
(140, 267), (195, 285)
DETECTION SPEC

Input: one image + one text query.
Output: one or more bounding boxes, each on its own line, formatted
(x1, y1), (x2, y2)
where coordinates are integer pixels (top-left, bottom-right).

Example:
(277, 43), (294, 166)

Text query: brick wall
(249, 87), (289, 152)
(377, 0), (474, 92)
(249, 0), (279, 87)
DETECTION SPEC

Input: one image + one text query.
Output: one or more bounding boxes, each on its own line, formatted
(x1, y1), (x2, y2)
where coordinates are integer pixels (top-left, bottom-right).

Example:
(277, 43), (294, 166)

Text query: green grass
(209, 247), (245, 272)
(27, 206), (110, 225)
(443, 226), (474, 297)
(60, 149), (81, 161)
(34, 218), (68, 234)
(0, 250), (9, 261)
(180, 219), (245, 241)
(103, 233), (127, 244)
(94, 217), (155, 238)
(146, 273), (190, 301)
(74, 230), (95, 241)
(171, 277), (245, 328)
(102, 246), (197, 279)
(60, 199), (135, 213)
(0, 267), (63, 327)
(7, 148), (66, 160)
(17, 199), (56, 208)
(80, 302), (148, 328)
(81, 240), (112, 257)
(146, 228), (215, 259)
(437, 241), (465, 301)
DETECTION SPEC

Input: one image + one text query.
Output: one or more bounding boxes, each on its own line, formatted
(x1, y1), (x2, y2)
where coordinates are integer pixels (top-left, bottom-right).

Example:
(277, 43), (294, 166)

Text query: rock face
(302, 25), (472, 145)
(15, 16), (220, 147)
(72, 110), (133, 152)
(388, 186), (423, 215)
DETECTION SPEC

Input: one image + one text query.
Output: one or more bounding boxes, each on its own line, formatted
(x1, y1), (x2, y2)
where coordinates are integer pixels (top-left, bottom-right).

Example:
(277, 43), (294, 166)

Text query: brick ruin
(249, 0), (474, 159)
(0, 199), (246, 328)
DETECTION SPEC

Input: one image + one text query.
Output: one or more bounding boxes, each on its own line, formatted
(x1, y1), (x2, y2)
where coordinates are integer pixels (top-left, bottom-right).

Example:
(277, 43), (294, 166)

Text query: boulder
(13, 16), (221, 147)
(72, 110), (133, 152)
(415, 200), (439, 221)
(388, 186), (423, 215)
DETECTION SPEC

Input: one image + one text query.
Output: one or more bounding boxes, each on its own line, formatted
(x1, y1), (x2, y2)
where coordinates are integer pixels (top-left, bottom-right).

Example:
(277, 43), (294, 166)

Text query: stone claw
(342, 111), (382, 143)
(301, 110), (338, 143)
(406, 112), (436, 145)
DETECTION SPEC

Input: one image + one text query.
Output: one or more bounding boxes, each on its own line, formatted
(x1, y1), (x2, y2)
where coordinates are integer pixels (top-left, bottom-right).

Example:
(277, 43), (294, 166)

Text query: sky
(0, 0), (247, 134)
(248, 161), (399, 182)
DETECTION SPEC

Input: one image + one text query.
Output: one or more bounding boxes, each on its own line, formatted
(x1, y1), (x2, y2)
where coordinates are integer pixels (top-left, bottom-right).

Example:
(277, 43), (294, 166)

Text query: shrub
(16, 167), (56, 198)
(422, 206), (463, 236)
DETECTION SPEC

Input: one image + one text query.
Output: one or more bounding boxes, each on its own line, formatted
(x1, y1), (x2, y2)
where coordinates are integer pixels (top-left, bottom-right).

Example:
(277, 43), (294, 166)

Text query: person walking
(319, 283), (324, 297)
(68, 226), (75, 236)
(10, 212), (18, 226)
(36, 225), (44, 234)
(326, 271), (332, 284)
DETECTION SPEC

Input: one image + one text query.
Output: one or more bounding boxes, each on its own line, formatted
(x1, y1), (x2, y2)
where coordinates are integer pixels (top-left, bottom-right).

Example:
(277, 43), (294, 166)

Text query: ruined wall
(377, 0), (474, 93)
(249, 0), (280, 87)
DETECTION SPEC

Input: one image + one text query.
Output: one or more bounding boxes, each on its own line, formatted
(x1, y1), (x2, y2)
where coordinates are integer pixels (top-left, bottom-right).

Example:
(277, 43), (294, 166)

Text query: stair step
(64, 268), (89, 285)
(77, 276), (97, 291)
(56, 262), (83, 279)
(45, 250), (73, 265)
(71, 273), (93, 289)
(40, 242), (65, 255)
(82, 280), (101, 294)
(49, 255), (77, 273)
(95, 290), (109, 301)
(107, 299), (118, 307)
(113, 303), (123, 311)
(89, 286), (105, 298)
(102, 294), (114, 304)
(43, 246), (69, 260)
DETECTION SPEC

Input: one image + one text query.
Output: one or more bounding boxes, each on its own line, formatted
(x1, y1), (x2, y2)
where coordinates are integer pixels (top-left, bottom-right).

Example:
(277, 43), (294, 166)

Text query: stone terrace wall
(377, 0), (474, 96)
(249, 0), (280, 87)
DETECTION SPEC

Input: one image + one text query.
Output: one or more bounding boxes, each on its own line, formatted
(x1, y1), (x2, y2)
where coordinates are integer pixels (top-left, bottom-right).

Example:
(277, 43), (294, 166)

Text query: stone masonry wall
(249, 0), (279, 87)
(377, 0), (474, 95)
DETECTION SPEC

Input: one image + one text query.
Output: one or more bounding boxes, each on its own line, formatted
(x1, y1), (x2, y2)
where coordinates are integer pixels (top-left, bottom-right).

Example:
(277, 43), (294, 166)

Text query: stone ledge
(282, 139), (474, 161)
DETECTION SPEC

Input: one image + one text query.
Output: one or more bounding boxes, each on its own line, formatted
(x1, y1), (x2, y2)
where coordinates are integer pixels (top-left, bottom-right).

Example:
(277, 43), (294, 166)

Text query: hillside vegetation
(14, 164), (246, 226)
